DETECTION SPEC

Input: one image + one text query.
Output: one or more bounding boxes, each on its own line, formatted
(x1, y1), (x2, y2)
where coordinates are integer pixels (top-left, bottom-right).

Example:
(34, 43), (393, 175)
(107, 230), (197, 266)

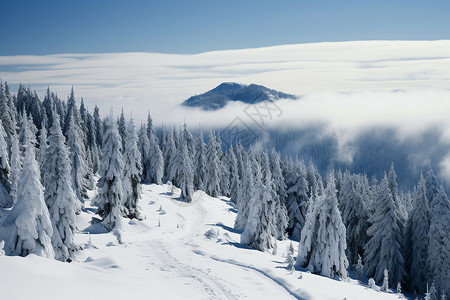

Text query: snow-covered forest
(0, 82), (449, 299)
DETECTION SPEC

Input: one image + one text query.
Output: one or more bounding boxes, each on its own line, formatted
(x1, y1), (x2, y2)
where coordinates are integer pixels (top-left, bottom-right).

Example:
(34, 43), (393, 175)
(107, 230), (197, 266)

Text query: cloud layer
(1, 40), (450, 182)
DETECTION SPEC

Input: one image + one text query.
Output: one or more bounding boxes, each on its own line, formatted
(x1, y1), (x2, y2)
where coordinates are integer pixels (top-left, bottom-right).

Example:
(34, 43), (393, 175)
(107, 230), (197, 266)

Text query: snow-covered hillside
(0, 184), (405, 300)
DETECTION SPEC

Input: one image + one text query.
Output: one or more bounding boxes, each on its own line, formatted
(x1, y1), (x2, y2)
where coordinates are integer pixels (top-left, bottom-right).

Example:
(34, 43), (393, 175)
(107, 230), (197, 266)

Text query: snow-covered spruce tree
(137, 123), (151, 183)
(0, 119), (11, 208)
(43, 115), (79, 261)
(285, 159), (310, 241)
(117, 108), (127, 152)
(234, 155), (254, 231)
(66, 111), (88, 207)
(241, 160), (277, 251)
(306, 161), (324, 198)
(425, 166), (439, 205)
(388, 164), (407, 226)
(193, 130), (207, 191)
(147, 114), (164, 185)
(122, 118), (143, 220)
(176, 140), (194, 202)
(0, 82), (15, 148)
(94, 116), (125, 232)
(406, 173), (431, 294)
(9, 132), (21, 204)
(205, 131), (221, 197)
(364, 174), (406, 286)
(2, 122), (54, 258)
(339, 174), (371, 266)
(296, 173), (348, 278)
(164, 128), (177, 184)
(37, 124), (48, 180)
(427, 185), (450, 297)
(227, 145), (240, 203)
(93, 105), (103, 149)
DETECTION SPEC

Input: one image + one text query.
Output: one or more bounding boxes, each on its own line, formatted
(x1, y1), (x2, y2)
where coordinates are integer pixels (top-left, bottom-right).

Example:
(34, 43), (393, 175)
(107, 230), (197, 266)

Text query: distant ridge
(182, 82), (297, 110)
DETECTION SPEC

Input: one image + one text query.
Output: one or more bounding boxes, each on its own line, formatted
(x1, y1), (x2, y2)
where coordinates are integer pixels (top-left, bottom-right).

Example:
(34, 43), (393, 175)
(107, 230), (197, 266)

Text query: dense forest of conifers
(0, 82), (448, 299)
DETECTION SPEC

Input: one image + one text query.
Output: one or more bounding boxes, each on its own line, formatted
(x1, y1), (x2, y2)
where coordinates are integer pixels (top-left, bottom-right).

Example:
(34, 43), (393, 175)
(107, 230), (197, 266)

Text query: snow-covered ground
(0, 184), (405, 299)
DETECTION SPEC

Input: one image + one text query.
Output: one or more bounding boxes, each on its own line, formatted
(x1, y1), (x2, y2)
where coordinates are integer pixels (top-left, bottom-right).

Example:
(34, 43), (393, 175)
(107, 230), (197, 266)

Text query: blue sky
(1, 0), (449, 55)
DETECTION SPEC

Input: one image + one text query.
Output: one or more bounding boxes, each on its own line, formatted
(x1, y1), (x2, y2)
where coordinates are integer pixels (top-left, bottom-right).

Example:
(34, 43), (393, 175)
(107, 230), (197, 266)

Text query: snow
(0, 184), (405, 299)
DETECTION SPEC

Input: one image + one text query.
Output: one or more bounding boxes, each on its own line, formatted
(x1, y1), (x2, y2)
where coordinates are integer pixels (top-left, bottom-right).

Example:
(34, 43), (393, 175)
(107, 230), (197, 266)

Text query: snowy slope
(0, 184), (406, 300)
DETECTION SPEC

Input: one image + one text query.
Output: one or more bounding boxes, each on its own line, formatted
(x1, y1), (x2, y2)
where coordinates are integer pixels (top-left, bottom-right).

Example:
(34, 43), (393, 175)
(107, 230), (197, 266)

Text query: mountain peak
(182, 82), (297, 110)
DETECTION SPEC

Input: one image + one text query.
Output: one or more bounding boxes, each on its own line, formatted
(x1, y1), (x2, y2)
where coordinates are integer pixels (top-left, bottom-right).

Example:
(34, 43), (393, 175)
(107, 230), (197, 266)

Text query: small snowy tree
(234, 156), (254, 231)
(355, 254), (364, 279)
(175, 140), (194, 202)
(205, 131), (221, 197)
(122, 118), (143, 220)
(193, 131), (207, 191)
(2, 124), (54, 258)
(94, 116), (124, 232)
(381, 269), (389, 292)
(43, 115), (79, 261)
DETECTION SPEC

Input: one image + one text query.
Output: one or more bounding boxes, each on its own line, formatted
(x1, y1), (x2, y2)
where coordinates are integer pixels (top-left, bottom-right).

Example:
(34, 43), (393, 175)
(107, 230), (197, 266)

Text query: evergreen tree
(43, 115), (79, 261)
(228, 145), (240, 203)
(122, 118), (143, 220)
(94, 116), (125, 232)
(164, 128), (177, 184)
(2, 123), (54, 258)
(427, 186), (450, 297)
(0, 82), (15, 147)
(193, 130), (207, 191)
(339, 174), (371, 266)
(93, 105), (103, 148)
(364, 174), (406, 286)
(147, 114), (164, 184)
(285, 160), (309, 241)
(0, 119), (11, 208)
(296, 173), (348, 278)
(407, 173), (431, 294)
(176, 140), (194, 202)
(37, 124), (48, 180)
(234, 155), (254, 231)
(137, 123), (151, 183)
(241, 161), (277, 251)
(117, 108), (127, 152)
(425, 167), (439, 205)
(205, 131), (221, 197)
(66, 112), (88, 206)
(9, 132), (21, 204)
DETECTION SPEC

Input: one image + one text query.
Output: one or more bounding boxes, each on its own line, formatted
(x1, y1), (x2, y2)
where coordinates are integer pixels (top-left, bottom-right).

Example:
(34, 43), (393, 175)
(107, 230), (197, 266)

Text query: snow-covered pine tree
(147, 114), (164, 185)
(425, 166), (439, 205)
(388, 163), (407, 226)
(285, 159), (309, 241)
(427, 185), (450, 297)
(339, 174), (371, 266)
(205, 131), (221, 197)
(296, 173), (348, 278)
(37, 123), (48, 180)
(2, 121), (54, 258)
(227, 145), (240, 203)
(122, 118), (143, 220)
(234, 154), (254, 231)
(407, 173), (431, 294)
(0, 82), (15, 148)
(307, 161), (324, 198)
(93, 105), (103, 149)
(66, 111), (89, 207)
(43, 115), (79, 261)
(176, 140), (194, 202)
(164, 128), (177, 184)
(9, 132), (21, 204)
(137, 123), (151, 183)
(117, 108), (127, 152)
(94, 115), (125, 232)
(364, 173), (406, 286)
(241, 160), (277, 251)
(193, 130), (207, 191)
(0, 119), (11, 208)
